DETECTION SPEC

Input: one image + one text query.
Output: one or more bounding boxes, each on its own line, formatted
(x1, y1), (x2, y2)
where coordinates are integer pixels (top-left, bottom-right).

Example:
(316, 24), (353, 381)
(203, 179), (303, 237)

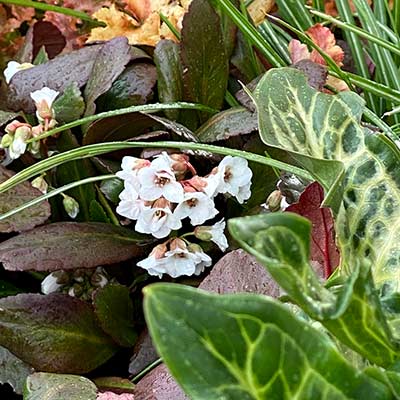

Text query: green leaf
(93, 284), (137, 347)
(24, 373), (97, 400)
(89, 200), (110, 223)
(93, 376), (135, 393)
(229, 212), (399, 367)
(0, 110), (19, 126)
(154, 40), (184, 121)
(0, 293), (117, 373)
(275, 0), (313, 30)
(144, 283), (392, 400)
(181, 0), (229, 119)
(0, 346), (33, 394)
(253, 68), (400, 293)
(32, 46), (49, 65)
(195, 107), (258, 142)
(97, 63), (157, 112)
(0, 166), (50, 233)
(0, 222), (149, 272)
(53, 83), (85, 124)
(0, 280), (23, 297)
(100, 178), (124, 204)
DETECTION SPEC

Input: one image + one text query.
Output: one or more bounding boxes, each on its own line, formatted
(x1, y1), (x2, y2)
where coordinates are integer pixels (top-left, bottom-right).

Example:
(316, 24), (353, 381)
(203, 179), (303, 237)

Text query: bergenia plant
(116, 151), (251, 278)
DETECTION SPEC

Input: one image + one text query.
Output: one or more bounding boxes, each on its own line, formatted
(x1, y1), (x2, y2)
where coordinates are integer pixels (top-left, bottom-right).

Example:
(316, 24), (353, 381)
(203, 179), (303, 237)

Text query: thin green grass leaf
(0, 141), (314, 194)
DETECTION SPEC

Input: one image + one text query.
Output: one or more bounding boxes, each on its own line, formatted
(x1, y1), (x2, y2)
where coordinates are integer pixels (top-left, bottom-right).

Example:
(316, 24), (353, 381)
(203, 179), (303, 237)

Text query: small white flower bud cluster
(41, 267), (109, 301)
(116, 152), (252, 278)
(1, 62), (59, 161)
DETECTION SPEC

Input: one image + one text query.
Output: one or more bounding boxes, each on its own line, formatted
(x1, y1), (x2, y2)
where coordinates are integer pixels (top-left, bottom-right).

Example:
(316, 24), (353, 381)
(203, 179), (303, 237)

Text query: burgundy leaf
(286, 182), (340, 278)
(32, 21), (66, 60)
(0, 222), (150, 271)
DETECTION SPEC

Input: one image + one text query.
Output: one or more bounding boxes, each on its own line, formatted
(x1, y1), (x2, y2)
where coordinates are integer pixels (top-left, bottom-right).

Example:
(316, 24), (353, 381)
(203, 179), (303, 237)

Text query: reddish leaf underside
(286, 182), (340, 278)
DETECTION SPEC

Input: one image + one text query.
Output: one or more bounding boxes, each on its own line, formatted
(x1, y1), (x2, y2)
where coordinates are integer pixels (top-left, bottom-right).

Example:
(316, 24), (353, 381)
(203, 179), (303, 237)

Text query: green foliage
(144, 284), (392, 399)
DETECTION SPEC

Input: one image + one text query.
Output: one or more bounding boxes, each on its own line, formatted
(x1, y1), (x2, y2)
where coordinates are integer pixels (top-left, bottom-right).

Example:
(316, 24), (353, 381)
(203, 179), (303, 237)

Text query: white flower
(215, 156), (252, 198)
(116, 182), (146, 220)
(30, 87), (59, 121)
(116, 156), (149, 188)
(236, 180), (252, 204)
(138, 165), (184, 203)
(195, 219), (229, 251)
(174, 191), (218, 225)
(188, 244), (212, 275)
(137, 239), (212, 278)
(135, 202), (182, 238)
(41, 273), (62, 294)
(31, 176), (48, 194)
(3, 61), (33, 84)
(8, 137), (27, 160)
(151, 151), (174, 169)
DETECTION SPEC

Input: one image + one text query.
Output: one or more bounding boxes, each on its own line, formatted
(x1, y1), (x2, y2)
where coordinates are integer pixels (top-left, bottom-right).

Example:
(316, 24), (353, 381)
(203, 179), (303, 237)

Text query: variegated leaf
(253, 68), (400, 293)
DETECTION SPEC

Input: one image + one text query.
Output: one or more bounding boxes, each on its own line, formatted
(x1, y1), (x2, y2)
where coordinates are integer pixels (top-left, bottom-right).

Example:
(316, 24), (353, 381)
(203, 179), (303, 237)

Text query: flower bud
(31, 176), (48, 194)
(14, 125), (32, 142)
(0, 134), (13, 148)
(194, 226), (213, 241)
(266, 190), (283, 212)
(5, 121), (30, 135)
(63, 194), (80, 219)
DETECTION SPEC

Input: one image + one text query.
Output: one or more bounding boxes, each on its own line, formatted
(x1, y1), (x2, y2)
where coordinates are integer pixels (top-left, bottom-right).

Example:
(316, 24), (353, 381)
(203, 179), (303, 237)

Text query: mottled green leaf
(154, 40), (183, 120)
(0, 110), (19, 126)
(229, 213), (399, 367)
(0, 294), (118, 373)
(53, 83), (85, 123)
(0, 166), (50, 233)
(93, 284), (137, 347)
(253, 68), (400, 293)
(145, 283), (391, 400)
(97, 63), (157, 112)
(181, 0), (229, 120)
(195, 107), (257, 142)
(0, 346), (33, 394)
(0, 222), (148, 271)
(24, 373), (97, 400)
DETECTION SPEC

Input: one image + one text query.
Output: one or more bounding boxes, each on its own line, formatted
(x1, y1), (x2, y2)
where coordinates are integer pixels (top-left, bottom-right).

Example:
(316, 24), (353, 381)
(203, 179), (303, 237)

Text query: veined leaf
(144, 283), (392, 400)
(229, 213), (399, 367)
(253, 68), (400, 293)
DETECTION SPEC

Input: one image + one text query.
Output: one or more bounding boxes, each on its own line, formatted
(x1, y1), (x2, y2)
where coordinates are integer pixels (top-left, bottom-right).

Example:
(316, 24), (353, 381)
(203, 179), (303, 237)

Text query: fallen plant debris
(1, 0), (400, 399)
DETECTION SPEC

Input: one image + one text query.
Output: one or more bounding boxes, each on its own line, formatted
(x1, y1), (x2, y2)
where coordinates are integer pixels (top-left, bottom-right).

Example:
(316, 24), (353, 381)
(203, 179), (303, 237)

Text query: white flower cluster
(1, 62), (59, 161)
(116, 152), (252, 278)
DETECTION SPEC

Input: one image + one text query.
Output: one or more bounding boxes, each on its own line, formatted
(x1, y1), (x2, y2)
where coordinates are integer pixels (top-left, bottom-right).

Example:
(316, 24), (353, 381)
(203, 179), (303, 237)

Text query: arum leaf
(253, 67), (400, 293)
(93, 376), (135, 394)
(229, 213), (398, 367)
(0, 222), (148, 272)
(144, 283), (392, 399)
(24, 373), (97, 400)
(195, 107), (258, 143)
(97, 63), (157, 111)
(286, 181), (340, 278)
(0, 294), (118, 373)
(93, 284), (137, 347)
(154, 40), (184, 120)
(84, 36), (131, 116)
(0, 346), (33, 394)
(181, 0), (229, 117)
(0, 166), (50, 233)
(53, 82), (85, 124)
